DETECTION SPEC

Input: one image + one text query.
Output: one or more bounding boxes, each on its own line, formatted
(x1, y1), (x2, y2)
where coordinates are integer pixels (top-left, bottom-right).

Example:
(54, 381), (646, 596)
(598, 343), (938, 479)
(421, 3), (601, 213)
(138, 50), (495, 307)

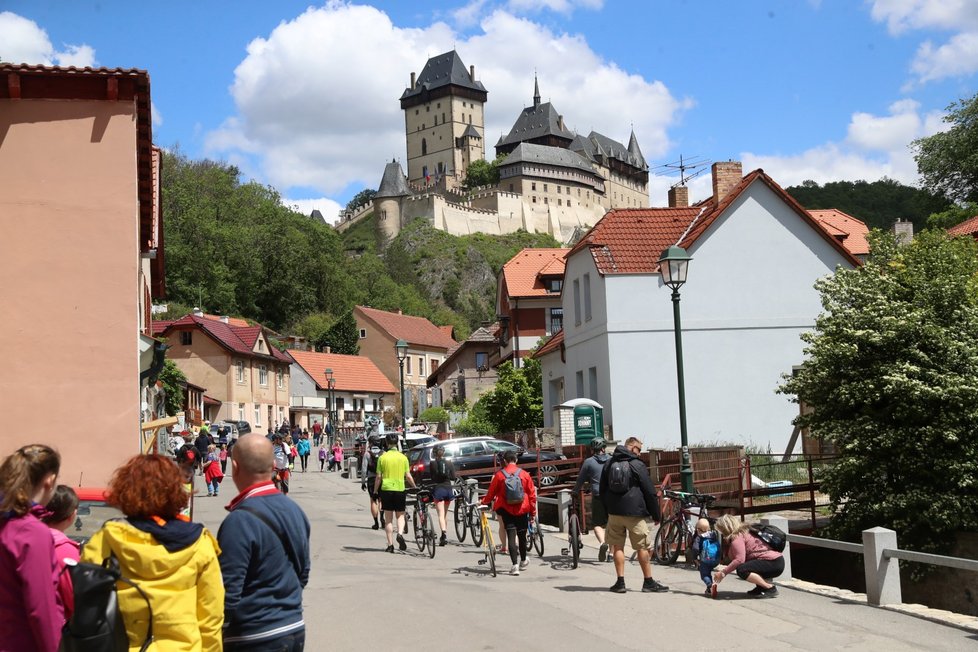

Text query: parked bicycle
(652, 490), (717, 565)
(453, 479), (477, 543)
(410, 486), (437, 559)
(561, 500), (583, 568)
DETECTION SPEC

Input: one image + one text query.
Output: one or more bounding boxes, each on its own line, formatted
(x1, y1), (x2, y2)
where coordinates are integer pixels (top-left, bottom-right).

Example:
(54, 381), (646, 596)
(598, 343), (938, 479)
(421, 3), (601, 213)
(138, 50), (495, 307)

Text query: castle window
(532, 196), (537, 203)
(509, 184), (514, 192)
(544, 197), (549, 204)
(557, 186), (561, 194)
(568, 199), (572, 207)
(437, 102), (441, 108)
(566, 186), (570, 194)
(578, 188), (581, 196)
(442, 112), (445, 122)
(558, 199), (562, 206)
(415, 109), (419, 115)
(422, 139), (427, 155)
(468, 115), (472, 124)
(543, 183), (548, 192)
(426, 105), (430, 112)
(531, 182), (536, 191)
(433, 115), (437, 125)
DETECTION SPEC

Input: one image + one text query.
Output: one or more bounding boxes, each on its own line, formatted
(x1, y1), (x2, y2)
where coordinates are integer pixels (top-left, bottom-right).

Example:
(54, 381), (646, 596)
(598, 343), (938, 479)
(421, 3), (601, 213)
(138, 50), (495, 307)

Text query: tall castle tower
(399, 51), (488, 189)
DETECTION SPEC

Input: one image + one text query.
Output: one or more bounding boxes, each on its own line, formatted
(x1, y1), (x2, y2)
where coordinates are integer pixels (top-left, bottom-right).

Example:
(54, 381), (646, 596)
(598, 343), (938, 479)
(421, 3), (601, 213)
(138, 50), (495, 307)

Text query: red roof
(567, 169), (862, 275)
(501, 248), (568, 298)
(158, 314), (290, 362)
(534, 330), (564, 358)
(288, 349), (396, 393)
(948, 214), (978, 237)
(356, 306), (457, 350)
(809, 209), (870, 256)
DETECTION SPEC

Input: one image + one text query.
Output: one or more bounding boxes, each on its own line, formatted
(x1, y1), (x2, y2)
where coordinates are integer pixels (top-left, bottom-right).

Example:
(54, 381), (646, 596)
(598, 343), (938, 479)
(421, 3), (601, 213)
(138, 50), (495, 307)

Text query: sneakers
(396, 534), (407, 551)
(519, 559), (529, 571)
(385, 545), (394, 554)
(371, 522), (380, 530)
(641, 579), (669, 593)
(510, 564), (520, 576)
(598, 543), (609, 562)
(750, 585), (778, 599)
(747, 586), (764, 596)
(439, 533), (448, 547)
(710, 583), (719, 599)
(609, 579), (627, 594)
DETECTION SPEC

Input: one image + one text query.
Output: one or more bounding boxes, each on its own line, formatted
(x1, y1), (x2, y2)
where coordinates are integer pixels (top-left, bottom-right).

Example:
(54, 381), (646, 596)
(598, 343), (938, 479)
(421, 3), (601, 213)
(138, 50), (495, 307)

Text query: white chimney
(192, 307), (203, 317)
(220, 315), (229, 323)
(893, 219), (914, 245)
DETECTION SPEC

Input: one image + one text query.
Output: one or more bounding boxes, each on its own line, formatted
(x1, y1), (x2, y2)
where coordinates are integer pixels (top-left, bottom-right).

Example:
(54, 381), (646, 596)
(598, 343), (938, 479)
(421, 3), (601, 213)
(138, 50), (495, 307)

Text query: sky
(2, 0), (977, 222)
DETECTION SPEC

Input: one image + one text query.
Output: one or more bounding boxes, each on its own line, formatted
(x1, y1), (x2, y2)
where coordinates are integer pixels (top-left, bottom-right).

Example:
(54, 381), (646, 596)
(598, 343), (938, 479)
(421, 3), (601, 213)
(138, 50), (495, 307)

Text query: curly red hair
(106, 454), (188, 519)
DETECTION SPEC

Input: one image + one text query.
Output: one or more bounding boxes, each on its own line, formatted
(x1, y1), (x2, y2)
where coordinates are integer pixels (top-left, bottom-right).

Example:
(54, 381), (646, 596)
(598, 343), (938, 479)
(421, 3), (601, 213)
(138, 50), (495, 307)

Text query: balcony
(290, 396), (327, 409)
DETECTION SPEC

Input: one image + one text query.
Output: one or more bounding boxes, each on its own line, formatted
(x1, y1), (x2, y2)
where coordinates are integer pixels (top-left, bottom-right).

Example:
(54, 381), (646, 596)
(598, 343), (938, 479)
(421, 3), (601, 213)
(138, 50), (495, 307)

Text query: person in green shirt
(374, 433), (416, 553)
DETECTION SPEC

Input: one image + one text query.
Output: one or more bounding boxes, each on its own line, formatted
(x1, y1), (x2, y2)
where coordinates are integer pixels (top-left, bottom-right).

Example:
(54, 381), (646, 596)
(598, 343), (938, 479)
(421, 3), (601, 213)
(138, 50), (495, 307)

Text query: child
(331, 440), (344, 472)
(692, 518), (721, 598)
(204, 444), (224, 497)
(41, 485), (80, 621)
(319, 442), (328, 472)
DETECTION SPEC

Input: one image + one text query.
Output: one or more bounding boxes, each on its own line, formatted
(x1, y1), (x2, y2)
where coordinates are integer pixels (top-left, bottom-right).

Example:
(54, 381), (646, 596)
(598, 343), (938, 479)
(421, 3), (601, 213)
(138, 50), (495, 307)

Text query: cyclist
(374, 433), (416, 553)
(428, 445), (457, 546)
(360, 435), (385, 529)
(572, 437), (611, 561)
(482, 449), (537, 576)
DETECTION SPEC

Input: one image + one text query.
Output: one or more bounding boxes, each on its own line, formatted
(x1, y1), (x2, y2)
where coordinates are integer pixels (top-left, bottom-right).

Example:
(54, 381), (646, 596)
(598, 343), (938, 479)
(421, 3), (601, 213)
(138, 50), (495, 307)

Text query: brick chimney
(892, 219), (914, 245)
(668, 185), (689, 208)
(712, 161), (743, 204)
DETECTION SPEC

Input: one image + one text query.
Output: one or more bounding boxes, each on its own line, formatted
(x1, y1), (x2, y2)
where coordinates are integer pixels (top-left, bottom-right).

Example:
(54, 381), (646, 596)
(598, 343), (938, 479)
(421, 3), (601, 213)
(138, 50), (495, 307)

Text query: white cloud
(0, 12), (95, 67)
(505, 0), (603, 14)
(205, 3), (688, 201)
(869, 0), (978, 82)
(283, 197), (344, 225)
(151, 101), (163, 128)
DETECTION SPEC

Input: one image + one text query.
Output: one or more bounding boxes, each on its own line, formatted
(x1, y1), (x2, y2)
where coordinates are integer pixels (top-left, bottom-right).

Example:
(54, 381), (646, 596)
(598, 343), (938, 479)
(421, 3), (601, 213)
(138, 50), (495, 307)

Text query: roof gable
(161, 314), (289, 362)
(355, 306), (457, 350)
(288, 349), (396, 393)
(501, 248), (567, 298)
(399, 50), (486, 102)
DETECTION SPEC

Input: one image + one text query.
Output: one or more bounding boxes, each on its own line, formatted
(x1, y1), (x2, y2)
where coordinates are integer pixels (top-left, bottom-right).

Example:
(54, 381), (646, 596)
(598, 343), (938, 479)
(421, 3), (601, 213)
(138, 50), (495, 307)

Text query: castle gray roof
(462, 124), (482, 139)
(400, 50), (486, 101)
(496, 101), (575, 148)
(571, 131), (648, 171)
(375, 160), (412, 199)
(499, 142), (598, 176)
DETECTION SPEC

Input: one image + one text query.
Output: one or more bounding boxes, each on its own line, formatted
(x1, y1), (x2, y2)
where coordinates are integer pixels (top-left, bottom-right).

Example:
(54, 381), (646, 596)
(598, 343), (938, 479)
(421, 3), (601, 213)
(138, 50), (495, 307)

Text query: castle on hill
(335, 50), (650, 245)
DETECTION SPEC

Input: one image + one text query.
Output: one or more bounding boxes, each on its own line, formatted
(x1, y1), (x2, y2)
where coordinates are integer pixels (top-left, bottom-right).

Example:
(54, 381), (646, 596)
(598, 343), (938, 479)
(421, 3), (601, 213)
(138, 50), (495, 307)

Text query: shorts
(432, 485), (455, 502)
(735, 556), (785, 581)
(496, 509), (529, 531)
(605, 514), (651, 550)
(590, 494), (608, 528)
(365, 478), (380, 500)
(380, 490), (407, 512)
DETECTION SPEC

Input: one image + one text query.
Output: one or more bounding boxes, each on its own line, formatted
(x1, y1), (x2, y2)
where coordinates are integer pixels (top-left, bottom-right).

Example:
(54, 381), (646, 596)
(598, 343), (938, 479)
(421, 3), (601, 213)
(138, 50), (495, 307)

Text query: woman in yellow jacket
(82, 454), (224, 651)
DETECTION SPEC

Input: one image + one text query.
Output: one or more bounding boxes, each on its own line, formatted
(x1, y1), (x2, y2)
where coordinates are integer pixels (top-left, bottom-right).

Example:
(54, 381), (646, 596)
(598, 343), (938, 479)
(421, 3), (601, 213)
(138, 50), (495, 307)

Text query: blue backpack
(699, 533), (720, 564)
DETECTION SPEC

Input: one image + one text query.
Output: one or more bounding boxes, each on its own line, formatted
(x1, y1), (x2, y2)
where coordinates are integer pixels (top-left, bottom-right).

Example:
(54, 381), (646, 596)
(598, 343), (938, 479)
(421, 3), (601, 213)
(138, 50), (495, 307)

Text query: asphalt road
(192, 468), (978, 651)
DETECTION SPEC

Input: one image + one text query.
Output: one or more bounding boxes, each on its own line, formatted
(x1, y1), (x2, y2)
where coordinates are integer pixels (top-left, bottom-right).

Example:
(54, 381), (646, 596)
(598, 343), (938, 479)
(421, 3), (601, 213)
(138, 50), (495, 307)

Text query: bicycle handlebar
(662, 489), (716, 504)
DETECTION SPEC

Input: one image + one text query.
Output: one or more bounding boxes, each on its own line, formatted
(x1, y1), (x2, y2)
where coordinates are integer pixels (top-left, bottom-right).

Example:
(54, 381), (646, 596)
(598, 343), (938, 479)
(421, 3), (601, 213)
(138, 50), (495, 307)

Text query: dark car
(407, 437), (564, 487)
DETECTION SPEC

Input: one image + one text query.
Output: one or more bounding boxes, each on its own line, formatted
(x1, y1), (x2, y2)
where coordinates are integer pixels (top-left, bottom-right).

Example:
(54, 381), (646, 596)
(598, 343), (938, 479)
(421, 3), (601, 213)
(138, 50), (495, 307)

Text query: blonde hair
(714, 514), (750, 541)
(695, 518), (711, 533)
(0, 444), (61, 516)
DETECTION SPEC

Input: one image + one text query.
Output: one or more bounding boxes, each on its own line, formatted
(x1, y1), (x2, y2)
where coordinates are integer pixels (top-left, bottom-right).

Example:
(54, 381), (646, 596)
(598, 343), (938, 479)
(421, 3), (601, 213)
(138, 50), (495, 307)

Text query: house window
(336, 397), (345, 411)
(475, 352), (488, 370)
(254, 405), (261, 427)
(180, 331), (192, 346)
(406, 357), (412, 375)
(431, 359), (440, 373)
(549, 307), (563, 333)
(238, 403), (245, 421)
(575, 371), (585, 397)
(547, 279), (563, 293)
(573, 279), (581, 325)
(259, 365), (268, 386)
(276, 368), (284, 388)
(584, 273), (592, 322)
(588, 366), (598, 401)
(236, 360), (245, 383)
(419, 357), (425, 376)
(359, 328), (367, 339)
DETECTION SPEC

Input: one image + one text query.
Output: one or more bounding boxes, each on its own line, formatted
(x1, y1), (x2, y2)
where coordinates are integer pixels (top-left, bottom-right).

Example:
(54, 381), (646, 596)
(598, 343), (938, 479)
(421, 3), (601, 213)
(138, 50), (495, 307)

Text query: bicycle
(561, 500), (582, 568)
(453, 480), (476, 543)
(473, 504), (497, 576)
(410, 487), (437, 559)
(527, 506), (545, 558)
(652, 489), (717, 565)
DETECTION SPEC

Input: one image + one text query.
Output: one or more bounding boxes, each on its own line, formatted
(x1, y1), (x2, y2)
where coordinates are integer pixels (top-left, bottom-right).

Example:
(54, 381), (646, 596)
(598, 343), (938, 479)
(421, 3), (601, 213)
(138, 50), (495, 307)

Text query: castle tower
(373, 159), (412, 243)
(399, 50), (488, 190)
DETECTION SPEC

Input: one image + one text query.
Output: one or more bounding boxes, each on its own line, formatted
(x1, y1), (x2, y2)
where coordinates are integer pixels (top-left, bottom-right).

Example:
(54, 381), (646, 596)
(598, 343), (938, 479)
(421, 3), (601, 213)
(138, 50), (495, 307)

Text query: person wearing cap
(573, 437), (612, 561)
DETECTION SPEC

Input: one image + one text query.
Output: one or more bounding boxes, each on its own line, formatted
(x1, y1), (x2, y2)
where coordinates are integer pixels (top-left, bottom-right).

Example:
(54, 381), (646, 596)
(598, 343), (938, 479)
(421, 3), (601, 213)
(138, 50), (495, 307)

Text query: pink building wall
(0, 98), (142, 486)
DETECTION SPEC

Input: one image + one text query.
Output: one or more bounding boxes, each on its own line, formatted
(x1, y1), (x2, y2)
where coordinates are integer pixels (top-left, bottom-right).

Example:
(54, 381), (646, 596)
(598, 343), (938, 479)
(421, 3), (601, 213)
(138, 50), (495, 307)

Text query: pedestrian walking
(272, 433), (291, 494)
(319, 441), (328, 472)
(572, 438), (611, 561)
(219, 443), (228, 474)
(331, 440), (343, 472)
(481, 449), (537, 575)
(297, 434), (311, 473)
(428, 445), (457, 546)
(219, 434), (311, 651)
(599, 436), (668, 594)
(204, 444), (224, 497)
(374, 433), (416, 553)
(0, 444), (63, 652)
(360, 436), (384, 529)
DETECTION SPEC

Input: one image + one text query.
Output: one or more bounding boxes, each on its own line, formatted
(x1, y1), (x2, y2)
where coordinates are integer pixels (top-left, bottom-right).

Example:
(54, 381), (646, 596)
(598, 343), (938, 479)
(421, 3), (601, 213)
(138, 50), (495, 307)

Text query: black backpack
(749, 524), (787, 552)
(606, 459), (633, 494)
(430, 458), (450, 484)
(59, 556), (153, 652)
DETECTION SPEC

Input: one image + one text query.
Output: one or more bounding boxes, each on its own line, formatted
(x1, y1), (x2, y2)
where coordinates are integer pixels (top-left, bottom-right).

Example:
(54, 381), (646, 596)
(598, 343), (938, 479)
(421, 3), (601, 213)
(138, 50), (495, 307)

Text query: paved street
(192, 469), (977, 651)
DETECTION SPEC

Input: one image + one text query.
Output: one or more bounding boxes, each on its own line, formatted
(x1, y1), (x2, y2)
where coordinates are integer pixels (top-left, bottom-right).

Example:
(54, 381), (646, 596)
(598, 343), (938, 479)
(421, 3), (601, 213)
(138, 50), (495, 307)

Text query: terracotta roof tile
(501, 248), (568, 297)
(809, 209), (870, 256)
(288, 349), (396, 393)
(356, 306), (457, 350)
(534, 330), (564, 358)
(151, 320), (173, 336)
(947, 214), (978, 237)
(160, 314), (289, 362)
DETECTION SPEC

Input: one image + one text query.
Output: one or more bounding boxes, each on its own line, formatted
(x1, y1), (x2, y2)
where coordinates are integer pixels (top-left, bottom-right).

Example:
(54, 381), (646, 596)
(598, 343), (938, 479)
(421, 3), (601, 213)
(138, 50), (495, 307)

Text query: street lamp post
(658, 245), (695, 494)
(324, 368), (334, 443)
(395, 339), (409, 429)
(328, 378), (337, 437)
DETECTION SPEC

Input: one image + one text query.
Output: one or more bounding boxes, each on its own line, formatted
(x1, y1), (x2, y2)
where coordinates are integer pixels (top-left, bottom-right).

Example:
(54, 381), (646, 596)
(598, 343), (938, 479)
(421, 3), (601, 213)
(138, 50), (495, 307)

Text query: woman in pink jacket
(0, 444), (63, 652)
(42, 485), (80, 621)
(711, 514), (784, 599)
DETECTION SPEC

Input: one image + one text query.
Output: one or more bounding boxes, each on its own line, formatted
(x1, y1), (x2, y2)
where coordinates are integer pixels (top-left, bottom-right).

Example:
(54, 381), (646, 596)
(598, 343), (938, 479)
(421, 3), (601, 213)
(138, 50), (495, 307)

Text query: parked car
(403, 433), (438, 449)
(215, 420), (251, 439)
(406, 437), (564, 487)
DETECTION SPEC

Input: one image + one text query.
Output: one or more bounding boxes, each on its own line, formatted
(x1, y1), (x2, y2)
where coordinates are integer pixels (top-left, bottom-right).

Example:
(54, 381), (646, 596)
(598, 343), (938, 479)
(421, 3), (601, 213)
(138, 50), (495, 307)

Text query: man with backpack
(361, 435), (385, 530)
(572, 438), (612, 562)
(599, 437), (668, 594)
(481, 449), (537, 576)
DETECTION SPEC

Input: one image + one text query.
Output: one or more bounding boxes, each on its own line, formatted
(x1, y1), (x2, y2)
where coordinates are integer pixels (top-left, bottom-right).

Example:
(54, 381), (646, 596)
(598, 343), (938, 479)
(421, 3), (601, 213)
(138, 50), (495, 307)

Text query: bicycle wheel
(469, 507), (484, 546)
(425, 512), (436, 559)
(413, 508), (425, 551)
(531, 515), (544, 557)
(485, 522), (497, 577)
(453, 501), (468, 542)
(568, 514), (580, 569)
(653, 519), (682, 565)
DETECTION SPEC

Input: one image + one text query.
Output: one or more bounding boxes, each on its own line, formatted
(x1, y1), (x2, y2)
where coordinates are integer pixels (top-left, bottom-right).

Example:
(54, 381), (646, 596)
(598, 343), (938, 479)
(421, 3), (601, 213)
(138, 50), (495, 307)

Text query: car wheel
(538, 464), (559, 487)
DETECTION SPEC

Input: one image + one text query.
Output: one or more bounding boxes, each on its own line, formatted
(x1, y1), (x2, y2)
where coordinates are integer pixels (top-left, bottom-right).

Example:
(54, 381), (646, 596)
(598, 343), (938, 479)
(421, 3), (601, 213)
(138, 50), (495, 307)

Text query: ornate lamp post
(328, 377), (337, 436)
(324, 368), (334, 442)
(658, 245), (694, 493)
(395, 339), (409, 429)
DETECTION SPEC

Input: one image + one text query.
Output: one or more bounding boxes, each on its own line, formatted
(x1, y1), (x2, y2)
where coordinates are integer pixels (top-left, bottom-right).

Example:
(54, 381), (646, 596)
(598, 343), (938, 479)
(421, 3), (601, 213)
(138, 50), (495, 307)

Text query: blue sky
(2, 1), (976, 221)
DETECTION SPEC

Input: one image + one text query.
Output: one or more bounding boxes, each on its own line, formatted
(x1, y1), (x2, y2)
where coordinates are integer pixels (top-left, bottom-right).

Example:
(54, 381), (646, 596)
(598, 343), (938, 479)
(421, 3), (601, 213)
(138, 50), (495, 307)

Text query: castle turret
(373, 159), (412, 243)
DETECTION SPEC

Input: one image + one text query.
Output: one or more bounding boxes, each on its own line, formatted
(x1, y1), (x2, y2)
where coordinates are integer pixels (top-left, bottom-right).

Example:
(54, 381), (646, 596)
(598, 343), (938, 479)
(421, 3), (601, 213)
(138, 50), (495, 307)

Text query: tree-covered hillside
(160, 150), (559, 341)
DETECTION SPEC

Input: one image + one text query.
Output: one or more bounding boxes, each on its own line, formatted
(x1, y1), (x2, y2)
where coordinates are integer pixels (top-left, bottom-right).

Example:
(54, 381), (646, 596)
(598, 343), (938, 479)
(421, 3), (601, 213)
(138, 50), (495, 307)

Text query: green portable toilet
(561, 398), (604, 445)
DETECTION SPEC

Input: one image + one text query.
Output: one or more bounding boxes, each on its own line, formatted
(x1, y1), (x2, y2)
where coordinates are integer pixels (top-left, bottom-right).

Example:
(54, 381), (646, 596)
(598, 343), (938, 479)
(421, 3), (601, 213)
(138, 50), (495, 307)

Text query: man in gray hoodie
(573, 438), (612, 561)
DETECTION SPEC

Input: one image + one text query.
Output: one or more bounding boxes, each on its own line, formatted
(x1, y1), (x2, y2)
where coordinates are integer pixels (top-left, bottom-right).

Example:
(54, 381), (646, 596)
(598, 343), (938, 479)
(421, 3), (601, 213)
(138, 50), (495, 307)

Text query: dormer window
(545, 278), (563, 293)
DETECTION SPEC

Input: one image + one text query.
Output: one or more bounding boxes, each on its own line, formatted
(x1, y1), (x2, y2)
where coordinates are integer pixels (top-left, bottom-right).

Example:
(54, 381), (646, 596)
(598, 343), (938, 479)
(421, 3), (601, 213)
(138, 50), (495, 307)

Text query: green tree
(913, 93), (978, 204)
(158, 360), (187, 417)
(779, 230), (978, 555)
(420, 406), (449, 423)
(314, 309), (360, 355)
(345, 188), (376, 212)
(463, 158), (500, 188)
(926, 202), (978, 230)
(478, 358), (544, 432)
